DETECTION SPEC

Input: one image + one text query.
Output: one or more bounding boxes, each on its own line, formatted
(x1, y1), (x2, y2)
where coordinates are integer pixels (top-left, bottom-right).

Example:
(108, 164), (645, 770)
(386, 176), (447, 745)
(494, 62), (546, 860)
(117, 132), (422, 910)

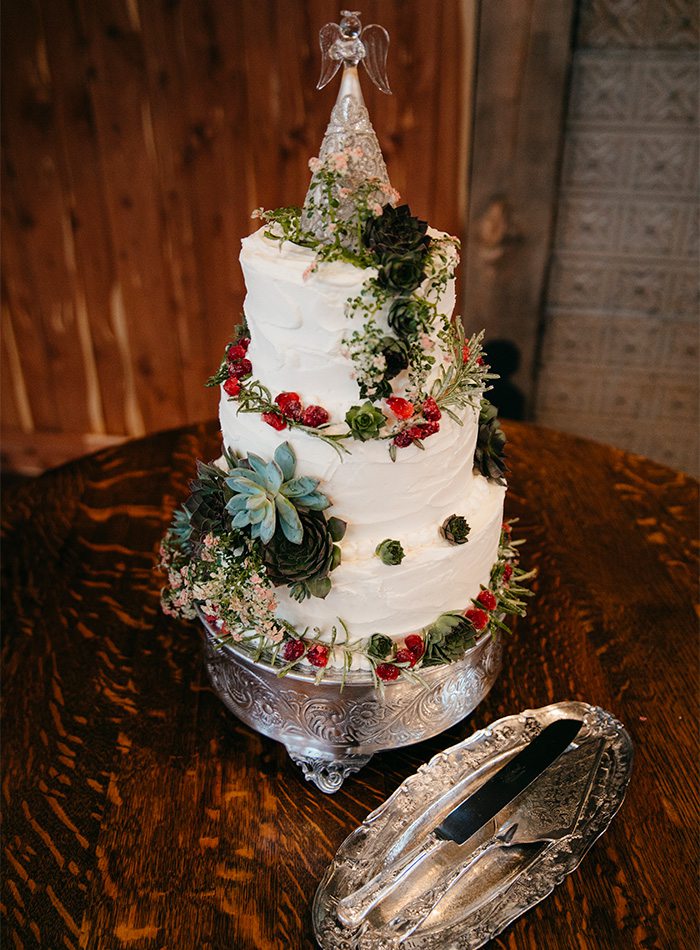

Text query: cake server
(336, 717), (583, 929)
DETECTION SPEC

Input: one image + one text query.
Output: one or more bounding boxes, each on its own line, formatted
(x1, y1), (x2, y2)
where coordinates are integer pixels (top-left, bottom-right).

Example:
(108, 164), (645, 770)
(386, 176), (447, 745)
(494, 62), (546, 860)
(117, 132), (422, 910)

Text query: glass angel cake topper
(317, 10), (391, 94)
(301, 10), (398, 246)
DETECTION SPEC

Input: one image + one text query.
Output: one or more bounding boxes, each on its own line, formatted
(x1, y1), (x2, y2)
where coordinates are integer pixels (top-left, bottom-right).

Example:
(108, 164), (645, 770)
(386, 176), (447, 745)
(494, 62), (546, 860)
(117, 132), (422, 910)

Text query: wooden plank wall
(463, 0), (576, 415)
(1, 0), (469, 473)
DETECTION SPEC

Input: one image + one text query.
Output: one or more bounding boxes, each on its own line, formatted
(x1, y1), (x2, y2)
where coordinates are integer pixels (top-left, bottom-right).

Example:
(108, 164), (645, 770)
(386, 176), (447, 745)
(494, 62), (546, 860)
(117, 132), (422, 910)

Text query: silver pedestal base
(202, 624), (502, 793)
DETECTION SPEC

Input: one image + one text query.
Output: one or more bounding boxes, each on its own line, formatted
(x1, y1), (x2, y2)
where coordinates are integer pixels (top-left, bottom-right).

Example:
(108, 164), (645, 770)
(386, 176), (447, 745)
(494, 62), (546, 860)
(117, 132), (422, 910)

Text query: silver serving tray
(313, 701), (633, 948)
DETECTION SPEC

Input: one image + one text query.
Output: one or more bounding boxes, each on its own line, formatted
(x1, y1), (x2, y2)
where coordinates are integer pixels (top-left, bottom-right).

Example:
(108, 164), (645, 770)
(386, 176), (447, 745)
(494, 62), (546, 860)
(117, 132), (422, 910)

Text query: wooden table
(2, 420), (698, 949)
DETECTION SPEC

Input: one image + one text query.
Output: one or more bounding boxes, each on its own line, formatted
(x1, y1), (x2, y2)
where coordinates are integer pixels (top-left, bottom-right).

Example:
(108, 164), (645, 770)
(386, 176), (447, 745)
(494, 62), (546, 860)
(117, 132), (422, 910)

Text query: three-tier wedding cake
(160, 11), (529, 685)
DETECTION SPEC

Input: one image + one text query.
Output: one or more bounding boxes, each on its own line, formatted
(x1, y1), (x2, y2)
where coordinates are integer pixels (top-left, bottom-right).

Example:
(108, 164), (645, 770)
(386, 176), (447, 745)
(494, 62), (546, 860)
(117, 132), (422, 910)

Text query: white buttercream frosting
(219, 228), (506, 662)
(240, 227), (456, 418)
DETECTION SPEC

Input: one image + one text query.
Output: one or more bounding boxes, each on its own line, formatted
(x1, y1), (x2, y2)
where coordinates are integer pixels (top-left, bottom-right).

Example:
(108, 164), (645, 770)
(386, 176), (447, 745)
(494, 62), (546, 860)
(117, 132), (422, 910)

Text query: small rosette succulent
(346, 402), (387, 442)
(422, 611), (478, 666)
(225, 442), (328, 545)
(380, 336), (409, 380)
(388, 297), (422, 339)
(377, 255), (426, 294)
(441, 514), (470, 545)
(264, 511), (346, 600)
(375, 539), (405, 565)
(474, 401), (507, 485)
(363, 204), (431, 259)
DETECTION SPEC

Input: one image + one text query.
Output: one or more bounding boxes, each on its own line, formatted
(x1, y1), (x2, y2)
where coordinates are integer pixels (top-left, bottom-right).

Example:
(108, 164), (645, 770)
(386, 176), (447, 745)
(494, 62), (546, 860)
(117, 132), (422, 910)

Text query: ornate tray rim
(312, 701), (634, 948)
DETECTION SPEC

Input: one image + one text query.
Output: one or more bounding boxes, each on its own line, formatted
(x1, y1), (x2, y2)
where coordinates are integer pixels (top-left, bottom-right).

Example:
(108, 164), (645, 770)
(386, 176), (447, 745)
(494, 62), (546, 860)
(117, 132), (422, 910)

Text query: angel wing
(317, 22), (342, 90)
(361, 24), (391, 94)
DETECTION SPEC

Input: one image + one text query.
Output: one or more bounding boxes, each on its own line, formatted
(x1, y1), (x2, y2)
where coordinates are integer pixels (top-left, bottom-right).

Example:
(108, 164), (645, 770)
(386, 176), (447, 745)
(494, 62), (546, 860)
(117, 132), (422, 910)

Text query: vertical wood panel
(1, 0), (468, 472)
(464, 0), (575, 414)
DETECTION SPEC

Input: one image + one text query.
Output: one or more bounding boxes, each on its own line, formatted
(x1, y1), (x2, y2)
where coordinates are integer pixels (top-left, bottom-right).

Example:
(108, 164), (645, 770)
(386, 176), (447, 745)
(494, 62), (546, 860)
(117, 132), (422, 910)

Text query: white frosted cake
(160, 40), (528, 683)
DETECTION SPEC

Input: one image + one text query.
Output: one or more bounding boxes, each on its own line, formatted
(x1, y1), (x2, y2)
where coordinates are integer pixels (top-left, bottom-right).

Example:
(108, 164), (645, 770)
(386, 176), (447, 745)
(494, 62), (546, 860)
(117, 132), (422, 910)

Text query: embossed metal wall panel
(535, 1), (699, 476)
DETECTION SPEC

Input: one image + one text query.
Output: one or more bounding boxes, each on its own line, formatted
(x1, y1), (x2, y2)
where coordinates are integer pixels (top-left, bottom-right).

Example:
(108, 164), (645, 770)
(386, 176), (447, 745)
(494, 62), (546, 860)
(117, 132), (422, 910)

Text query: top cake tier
(240, 227), (456, 420)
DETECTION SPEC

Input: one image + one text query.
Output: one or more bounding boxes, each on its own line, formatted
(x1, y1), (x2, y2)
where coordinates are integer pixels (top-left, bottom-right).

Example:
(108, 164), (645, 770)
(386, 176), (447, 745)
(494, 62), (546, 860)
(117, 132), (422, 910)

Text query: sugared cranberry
(465, 607), (489, 632)
(282, 639), (305, 662)
(238, 337), (250, 351)
(503, 563), (513, 582)
(386, 396), (415, 420)
(421, 397), (441, 422)
(462, 345), (470, 363)
(477, 356), (485, 366)
(307, 644), (329, 668)
(275, 391), (303, 420)
(393, 430), (414, 448)
(376, 663), (400, 681)
(262, 411), (287, 431)
(416, 421), (440, 438)
(223, 377), (241, 397)
(227, 343), (248, 362)
(405, 634), (425, 661)
(302, 405), (330, 428)
(394, 648), (414, 666)
(229, 358), (252, 379)
(476, 590), (498, 611)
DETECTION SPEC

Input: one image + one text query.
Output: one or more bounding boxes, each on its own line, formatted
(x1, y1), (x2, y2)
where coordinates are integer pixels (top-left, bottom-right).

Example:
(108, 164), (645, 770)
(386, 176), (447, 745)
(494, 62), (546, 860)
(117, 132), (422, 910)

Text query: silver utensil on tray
(336, 718), (583, 929)
(384, 736), (607, 942)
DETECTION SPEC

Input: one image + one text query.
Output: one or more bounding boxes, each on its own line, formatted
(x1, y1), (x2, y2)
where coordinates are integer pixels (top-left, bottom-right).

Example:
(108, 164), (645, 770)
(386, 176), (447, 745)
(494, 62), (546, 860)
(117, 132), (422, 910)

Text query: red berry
(394, 648), (414, 666)
(282, 639), (305, 662)
(393, 430), (414, 448)
(477, 356), (485, 366)
(462, 345), (470, 363)
(503, 563), (513, 582)
(376, 663), (400, 681)
(421, 397), (441, 422)
(465, 607), (489, 632)
(275, 391), (303, 420)
(262, 411), (287, 431)
(386, 396), (415, 420)
(223, 377), (241, 397)
(307, 644), (329, 668)
(238, 337), (250, 352)
(203, 613), (218, 626)
(476, 589), (498, 611)
(405, 634), (425, 660)
(502, 522), (512, 535)
(227, 343), (248, 362)
(406, 422), (439, 441)
(229, 358), (252, 379)
(301, 405), (330, 428)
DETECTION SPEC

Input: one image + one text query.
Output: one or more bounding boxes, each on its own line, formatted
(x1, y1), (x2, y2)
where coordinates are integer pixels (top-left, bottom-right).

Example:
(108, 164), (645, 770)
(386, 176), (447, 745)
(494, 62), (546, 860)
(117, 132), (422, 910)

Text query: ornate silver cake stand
(201, 619), (502, 793)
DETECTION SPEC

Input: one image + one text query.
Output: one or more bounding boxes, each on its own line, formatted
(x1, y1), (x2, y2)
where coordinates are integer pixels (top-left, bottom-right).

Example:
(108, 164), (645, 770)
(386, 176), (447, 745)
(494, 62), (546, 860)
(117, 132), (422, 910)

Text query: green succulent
(474, 401), (507, 485)
(375, 539), (405, 565)
(380, 336), (410, 380)
(388, 297), (422, 339)
(263, 510), (346, 598)
(346, 402), (387, 441)
(169, 459), (229, 549)
(225, 442), (328, 545)
(422, 611), (477, 666)
(363, 204), (431, 259)
(367, 633), (393, 661)
(377, 254), (426, 294)
(441, 514), (471, 545)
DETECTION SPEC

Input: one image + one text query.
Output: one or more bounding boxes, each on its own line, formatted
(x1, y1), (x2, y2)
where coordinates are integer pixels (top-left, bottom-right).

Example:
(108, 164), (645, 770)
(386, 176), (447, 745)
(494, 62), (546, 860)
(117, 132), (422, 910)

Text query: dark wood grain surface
(2, 420), (698, 949)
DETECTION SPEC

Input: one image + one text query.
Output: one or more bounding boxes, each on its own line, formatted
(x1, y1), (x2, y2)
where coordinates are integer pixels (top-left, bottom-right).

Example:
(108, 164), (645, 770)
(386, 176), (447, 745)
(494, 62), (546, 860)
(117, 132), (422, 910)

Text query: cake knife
(336, 717), (583, 929)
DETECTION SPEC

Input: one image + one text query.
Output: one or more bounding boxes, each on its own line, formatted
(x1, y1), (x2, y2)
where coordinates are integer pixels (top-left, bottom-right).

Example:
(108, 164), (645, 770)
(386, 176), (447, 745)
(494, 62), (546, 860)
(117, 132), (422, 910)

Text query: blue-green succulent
(225, 442), (329, 545)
